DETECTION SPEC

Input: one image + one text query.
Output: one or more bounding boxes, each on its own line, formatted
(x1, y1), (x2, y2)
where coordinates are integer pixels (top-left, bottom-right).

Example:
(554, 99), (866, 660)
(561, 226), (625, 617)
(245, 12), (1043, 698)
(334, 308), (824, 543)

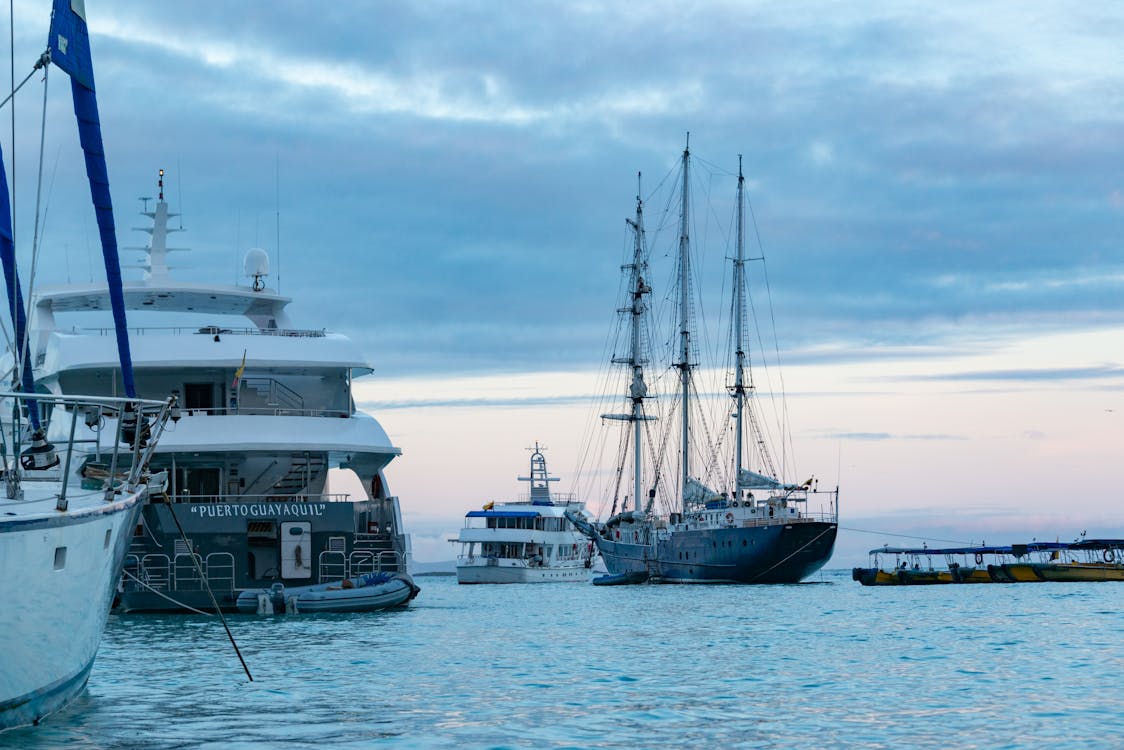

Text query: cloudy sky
(4, 2), (1123, 563)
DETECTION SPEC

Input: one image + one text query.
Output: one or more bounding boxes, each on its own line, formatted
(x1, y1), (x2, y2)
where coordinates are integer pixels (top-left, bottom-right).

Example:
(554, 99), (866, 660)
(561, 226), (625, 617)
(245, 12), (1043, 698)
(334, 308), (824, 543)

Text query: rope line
(120, 569), (213, 616)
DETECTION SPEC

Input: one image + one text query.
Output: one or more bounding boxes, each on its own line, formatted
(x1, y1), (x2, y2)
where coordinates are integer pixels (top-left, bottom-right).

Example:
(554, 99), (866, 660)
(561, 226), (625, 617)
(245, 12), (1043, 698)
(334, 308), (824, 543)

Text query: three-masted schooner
(569, 142), (838, 583)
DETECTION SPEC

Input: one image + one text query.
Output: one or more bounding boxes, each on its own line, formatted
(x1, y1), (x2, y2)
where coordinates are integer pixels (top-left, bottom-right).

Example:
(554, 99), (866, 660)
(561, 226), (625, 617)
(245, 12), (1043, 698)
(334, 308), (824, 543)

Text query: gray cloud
(6, 1), (1124, 377)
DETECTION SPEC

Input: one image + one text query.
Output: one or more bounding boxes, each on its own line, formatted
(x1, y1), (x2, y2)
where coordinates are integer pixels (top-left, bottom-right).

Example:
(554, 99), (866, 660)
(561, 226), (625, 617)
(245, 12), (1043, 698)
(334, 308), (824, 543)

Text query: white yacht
(454, 445), (594, 584)
(29, 173), (413, 613)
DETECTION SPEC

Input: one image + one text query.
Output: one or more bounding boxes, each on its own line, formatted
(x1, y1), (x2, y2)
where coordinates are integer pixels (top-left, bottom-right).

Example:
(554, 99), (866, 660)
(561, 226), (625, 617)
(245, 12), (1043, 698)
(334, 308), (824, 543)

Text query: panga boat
(854, 539), (1124, 585)
(853, 545), (1017, 585)
(236, 571), (419, 614)
(994, 539), (1124, 583)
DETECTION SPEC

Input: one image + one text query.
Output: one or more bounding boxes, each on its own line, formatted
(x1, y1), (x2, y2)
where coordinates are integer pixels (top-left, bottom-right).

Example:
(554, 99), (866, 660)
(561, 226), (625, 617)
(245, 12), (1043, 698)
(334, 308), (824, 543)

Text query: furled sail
(738, 468), (784, 490)
(684, 477), (722, 505)
(48, 0), (136, 398)
(0, 146), (41, 429)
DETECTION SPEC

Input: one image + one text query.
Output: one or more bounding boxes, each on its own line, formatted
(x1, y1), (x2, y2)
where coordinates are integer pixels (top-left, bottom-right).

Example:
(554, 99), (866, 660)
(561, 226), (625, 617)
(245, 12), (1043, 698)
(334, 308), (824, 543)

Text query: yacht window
(183, 383), (216, 411)
(54, 546), (67, 570)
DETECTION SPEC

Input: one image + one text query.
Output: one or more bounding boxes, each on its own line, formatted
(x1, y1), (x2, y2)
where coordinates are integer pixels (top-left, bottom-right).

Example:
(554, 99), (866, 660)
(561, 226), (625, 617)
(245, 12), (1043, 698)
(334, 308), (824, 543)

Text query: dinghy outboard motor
(268, 582), (287, 613)
(20, 428), (59, 470)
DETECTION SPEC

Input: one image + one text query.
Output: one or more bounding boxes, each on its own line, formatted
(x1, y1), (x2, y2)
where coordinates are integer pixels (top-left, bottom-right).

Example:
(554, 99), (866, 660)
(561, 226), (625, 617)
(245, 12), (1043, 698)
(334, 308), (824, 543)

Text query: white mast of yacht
(675, 138), (692, 515)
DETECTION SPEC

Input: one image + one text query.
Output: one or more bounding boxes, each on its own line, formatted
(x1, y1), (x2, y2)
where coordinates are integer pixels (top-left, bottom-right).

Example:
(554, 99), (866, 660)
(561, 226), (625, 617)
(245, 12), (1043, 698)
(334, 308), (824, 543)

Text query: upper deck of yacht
(31, 184), (373, 375)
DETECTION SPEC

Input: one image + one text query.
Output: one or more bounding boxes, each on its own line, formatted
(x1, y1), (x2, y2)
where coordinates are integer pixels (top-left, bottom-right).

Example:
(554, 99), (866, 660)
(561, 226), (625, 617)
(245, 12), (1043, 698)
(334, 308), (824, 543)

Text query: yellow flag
(232, 350), (247, 388)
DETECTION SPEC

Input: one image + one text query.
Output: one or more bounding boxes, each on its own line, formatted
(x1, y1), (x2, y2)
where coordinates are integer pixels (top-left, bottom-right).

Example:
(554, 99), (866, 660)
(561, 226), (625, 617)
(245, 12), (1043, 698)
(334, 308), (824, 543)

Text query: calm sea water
(3, 571), (1123, 749)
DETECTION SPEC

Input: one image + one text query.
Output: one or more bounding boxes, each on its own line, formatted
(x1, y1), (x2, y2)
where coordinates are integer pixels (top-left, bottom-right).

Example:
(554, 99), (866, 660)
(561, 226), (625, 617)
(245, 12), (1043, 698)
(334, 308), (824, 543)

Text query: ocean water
(4, 571), (1123, 749)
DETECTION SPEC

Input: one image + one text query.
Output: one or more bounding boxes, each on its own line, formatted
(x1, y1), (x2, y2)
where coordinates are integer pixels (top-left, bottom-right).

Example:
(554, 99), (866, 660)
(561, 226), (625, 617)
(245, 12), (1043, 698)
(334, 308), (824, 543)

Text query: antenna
(176, 158), (184, 229)
(275, 153), (281, 294)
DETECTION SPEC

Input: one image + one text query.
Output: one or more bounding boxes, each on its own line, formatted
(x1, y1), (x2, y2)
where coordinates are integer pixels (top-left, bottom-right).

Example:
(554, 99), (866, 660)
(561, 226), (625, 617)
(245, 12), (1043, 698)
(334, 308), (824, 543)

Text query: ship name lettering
(188, 503), (327, 518)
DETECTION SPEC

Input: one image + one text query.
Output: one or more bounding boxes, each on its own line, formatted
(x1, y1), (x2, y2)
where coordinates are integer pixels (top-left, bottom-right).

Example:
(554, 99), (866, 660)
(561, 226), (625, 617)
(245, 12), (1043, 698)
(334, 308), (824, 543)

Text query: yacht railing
(162, 493), (354, 504)
(0, 391), (176, 510)
(318, 550), (347, 582)
(124, 553), (226, 595)
(125, 547), (402, 596)
(76, 325), (327, 338)
(516, 492), (579, 504)
(177, 405), (351, 418)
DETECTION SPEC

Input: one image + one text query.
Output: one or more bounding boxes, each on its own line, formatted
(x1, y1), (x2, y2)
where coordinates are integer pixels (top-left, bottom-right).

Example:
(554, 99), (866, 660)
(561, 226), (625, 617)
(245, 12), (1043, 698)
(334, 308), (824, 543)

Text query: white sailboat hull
(0, 491), (144, 731)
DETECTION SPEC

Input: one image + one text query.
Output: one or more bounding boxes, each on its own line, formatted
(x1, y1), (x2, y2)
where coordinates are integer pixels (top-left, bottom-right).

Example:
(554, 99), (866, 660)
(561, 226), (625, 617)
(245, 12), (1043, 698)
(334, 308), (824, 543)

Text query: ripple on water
(3, 573), (1124, 749)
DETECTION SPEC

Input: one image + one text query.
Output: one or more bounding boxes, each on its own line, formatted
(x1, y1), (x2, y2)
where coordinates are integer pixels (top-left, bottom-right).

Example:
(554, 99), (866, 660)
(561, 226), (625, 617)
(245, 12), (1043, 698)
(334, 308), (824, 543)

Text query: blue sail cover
(0, 149), (42, 429)
(48, 0), (136, 398)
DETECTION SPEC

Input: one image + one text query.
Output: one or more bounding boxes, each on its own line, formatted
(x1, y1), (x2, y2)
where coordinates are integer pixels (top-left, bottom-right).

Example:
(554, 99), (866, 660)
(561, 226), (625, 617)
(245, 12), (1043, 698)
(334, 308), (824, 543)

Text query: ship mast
(732, 156), (747, 495)
(626, 176), (649, 513)
(604, 173), (653, 515)
(675, 138), (692, 514)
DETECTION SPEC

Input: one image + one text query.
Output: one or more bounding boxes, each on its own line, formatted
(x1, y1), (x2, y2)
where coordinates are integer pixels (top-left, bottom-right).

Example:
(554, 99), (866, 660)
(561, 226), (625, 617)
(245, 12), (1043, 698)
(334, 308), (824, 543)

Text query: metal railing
(0, 391), (177, 511)
(173, 405), (351, 418)
(78, 325), (327, 338)
(318, 550), (347, 583)
(161, 493), (353, 504)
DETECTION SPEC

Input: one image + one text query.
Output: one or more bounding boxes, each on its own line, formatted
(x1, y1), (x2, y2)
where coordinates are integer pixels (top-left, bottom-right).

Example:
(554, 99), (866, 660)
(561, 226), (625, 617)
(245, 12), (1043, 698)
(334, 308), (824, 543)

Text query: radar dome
(243, 248), (270, 278)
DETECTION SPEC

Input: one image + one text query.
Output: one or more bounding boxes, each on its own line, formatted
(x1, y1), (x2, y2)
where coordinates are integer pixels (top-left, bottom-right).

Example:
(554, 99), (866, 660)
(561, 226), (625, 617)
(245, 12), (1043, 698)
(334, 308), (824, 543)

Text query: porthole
(742, 539), (747, 547)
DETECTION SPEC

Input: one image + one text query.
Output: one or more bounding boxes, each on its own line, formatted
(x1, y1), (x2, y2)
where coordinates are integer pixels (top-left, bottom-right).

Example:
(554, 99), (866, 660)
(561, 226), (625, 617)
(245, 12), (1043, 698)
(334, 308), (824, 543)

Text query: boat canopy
(868, 545), (1014, 556)
(1070, 539), (1124, 550)
(465, 510), (539, 519)
(869, 540), (1123, 556)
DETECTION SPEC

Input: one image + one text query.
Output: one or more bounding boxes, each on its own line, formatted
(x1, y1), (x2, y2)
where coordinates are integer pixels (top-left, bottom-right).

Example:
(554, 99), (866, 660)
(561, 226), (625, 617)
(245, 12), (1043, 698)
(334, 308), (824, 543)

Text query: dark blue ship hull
(595, 521), (837, 583)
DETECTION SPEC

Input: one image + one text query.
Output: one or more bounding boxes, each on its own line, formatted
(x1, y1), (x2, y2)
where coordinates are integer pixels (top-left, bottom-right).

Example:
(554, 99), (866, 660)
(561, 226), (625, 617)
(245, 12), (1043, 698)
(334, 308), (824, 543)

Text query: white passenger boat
(453, 445), (595, 584)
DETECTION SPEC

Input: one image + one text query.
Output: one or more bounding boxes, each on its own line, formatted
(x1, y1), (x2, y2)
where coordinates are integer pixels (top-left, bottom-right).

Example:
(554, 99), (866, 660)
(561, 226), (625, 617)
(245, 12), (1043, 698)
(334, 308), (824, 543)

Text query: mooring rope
(120, 569), (212, 617)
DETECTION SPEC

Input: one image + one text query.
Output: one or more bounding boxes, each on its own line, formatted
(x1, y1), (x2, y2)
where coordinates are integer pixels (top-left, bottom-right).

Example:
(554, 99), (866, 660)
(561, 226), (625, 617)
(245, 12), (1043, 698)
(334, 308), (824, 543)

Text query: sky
(3, 1), (1123, 566)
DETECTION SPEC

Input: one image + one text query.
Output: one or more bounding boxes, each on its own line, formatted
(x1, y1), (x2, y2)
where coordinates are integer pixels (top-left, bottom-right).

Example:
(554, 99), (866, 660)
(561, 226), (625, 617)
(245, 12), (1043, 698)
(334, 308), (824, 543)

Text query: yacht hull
(595, 521), (837, 583)
(0, 493), (144, 731)
(118, 497), (407, 613)
(456, 563), (591, 584)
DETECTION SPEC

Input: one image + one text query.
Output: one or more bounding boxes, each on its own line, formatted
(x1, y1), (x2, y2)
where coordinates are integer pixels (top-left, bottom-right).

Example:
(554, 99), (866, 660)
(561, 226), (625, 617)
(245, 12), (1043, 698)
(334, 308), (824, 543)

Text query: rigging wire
(841, 526), (975, 547)
(26, 63), (48, 317)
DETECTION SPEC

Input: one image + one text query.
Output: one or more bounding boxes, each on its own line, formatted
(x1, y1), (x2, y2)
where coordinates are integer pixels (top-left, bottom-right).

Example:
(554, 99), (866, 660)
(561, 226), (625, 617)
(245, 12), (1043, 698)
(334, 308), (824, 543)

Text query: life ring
(974, 552), (984, 565)
(725, 512), (735, 525)
(1105, 549), (1116, 563)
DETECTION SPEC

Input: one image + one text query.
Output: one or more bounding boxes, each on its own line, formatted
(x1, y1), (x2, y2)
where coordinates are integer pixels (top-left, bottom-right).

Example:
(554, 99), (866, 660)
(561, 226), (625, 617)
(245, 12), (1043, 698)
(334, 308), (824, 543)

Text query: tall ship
(454, 445), (595, 583)
(569, 142), (838, 583)
(28, 172), (412, 613)
(1, 0), (174, 729)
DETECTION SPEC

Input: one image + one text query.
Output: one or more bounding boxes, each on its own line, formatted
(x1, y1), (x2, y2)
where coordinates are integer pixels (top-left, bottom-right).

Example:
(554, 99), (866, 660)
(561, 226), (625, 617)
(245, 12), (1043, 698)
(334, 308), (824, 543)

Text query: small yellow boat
(997, 562), (1044, 582)
(1029, 561), (1124, 582)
